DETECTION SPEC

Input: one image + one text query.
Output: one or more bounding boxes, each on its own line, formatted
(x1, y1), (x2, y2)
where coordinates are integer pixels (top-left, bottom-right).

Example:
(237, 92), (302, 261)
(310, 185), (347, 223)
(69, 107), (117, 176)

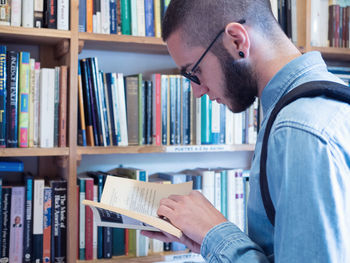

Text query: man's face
(167, 31), (258, 112)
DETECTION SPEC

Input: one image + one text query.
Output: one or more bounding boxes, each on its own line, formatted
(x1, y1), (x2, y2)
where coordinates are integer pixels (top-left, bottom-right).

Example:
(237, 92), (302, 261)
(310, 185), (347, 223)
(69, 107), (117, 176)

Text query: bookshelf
(0, 0), (349, 262)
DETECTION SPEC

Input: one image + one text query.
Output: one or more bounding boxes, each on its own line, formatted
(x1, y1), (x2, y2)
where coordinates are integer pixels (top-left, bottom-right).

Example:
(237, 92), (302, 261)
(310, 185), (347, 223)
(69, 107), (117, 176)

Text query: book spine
(43, 187), (52, 263)
(57, 0), (69, 30)
(98, 71), (110, 146)
(1, 187), (11, 261)
(130, 0), (138, 35)
(125, 76), (139, 145)
(219, 104), (226, 144)
(58, 65), (67, 147)
(0, 46), (6, 148)
(6, 51), (19, 148)
(34, 0), (44, 27)
(0, 179), (2, 257)
(86, 0), (93, 32)
(112, 228), (125, 256)
(121, 0), (131, 35)
(0, 0), (11, 25)
(175, 76), (181, 145)
(161, 75), (168, 145)
(28, 59), (35, 148)
(181, 77), (191, 145)
(78, 179), (85, 260)
(105, 73), (118, 145)
(211, 101), (220, 145)
(220, 170), (227, 218)
(169, 76), (176, 145)
(202, 170), (215, 205)
(110, 0), (117, 34)
(33, 62), (40, 147)
(116, 0), (122, 34)
(154, 0), (161, 38)
(101, 0), (110, 34)
(116, 73), (128, 146)
(92, 185), (98, 259)
(23, 177), (33, 263)
(9, 187), (25, 263)
(144, 0), (155, 37)
(103, 226), (112, 258)
(138, 76), (144, 145)
(161, 0), (170, 19)
(77, 63), (87, 146)
(78, 0), (86, 31)
(146, 81), (152, 144)
(33, 179), (44, 262)
(53, 67), (60, 147)
(201, 95), (212, 144)
(102, 73), (113, 146)
(196, 97), (201, 145)
(11, 0), (22, 26)
(85, 179), (94, 260)
(44, 0), (57, 28)
(152, 74), (161, 145)
(22, 0), (34, 27)
(214, 172), (221, 212)
(18, 52), (30, 148)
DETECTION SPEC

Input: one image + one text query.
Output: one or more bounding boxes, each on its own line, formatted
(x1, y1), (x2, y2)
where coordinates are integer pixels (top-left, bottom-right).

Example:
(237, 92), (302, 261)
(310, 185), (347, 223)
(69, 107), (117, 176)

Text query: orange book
(58, 66), (68, 147)
(86, 0), (93, 33)
(43, 187), (52, 263)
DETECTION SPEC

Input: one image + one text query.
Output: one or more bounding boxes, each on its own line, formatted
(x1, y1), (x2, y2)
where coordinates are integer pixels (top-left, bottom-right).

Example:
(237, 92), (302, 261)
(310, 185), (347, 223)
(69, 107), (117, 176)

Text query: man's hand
(155, 191), (227, 247)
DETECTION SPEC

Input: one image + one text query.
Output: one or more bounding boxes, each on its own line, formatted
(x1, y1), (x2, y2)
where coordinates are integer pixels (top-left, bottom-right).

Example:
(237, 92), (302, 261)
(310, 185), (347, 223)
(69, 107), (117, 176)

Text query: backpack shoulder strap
(260, 80), (350, 226)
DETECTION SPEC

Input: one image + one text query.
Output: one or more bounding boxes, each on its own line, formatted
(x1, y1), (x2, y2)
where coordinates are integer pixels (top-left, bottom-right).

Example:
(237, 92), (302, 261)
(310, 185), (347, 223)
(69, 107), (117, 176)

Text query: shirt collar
(260, 51), (328, 116)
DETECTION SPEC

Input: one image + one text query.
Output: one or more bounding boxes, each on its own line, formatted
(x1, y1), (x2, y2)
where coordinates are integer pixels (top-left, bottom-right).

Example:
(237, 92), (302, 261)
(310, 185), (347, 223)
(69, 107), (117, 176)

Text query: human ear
(222, 22), (250, 59)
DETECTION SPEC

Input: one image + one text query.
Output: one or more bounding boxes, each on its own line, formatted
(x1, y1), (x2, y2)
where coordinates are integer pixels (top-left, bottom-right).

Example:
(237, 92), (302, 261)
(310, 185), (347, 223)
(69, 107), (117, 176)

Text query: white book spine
(101, 0), (110, 34)
(196, 98), (201, 145)
(97, 12), (101, 33)
(79, 184), (85, 255)
(130, 0), (138, 35)
(227, 169), (236, 224)
(234, 112), (243, 144)
(225, 107), (234, 145)
(33, 180), (44, 235)
(57, 0), (69, 30)
(151, 239), (164, 253)
(11, 0), (22, 26)
(291, 0), (298, 44)
(202, 170), (215, 205)
(117, 73), (128, 146)
(93, 14), (97, 33)
(235, 170), (245, 231)
(33, 63), (40, 147)
(310, 0), (329, 47)
(136, 0), (145, 36)
(214, 172), (221, 212)
(211, 100), (220, 136)
(93, 185), (98, 259)
(22, 0), (33, 27)
(110, 73), (120, 144)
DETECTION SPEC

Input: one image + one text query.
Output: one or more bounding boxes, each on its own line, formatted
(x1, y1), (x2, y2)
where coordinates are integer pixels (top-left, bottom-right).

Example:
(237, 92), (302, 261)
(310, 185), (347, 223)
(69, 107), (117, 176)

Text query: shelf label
(165, 145), (233, 153)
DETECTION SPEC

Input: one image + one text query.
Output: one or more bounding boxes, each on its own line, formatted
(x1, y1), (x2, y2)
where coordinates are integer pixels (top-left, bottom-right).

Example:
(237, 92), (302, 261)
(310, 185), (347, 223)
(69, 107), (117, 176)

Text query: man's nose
(191, 82), (209, 98)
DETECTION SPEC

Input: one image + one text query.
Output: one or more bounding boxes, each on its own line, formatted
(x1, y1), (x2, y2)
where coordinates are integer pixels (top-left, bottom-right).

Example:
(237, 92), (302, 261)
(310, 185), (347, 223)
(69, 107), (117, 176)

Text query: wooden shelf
(304, 46), (350, 62)
(79, 33), (168, 54)
(77, 144), (255, 155)
(0, 147), (70, 157)
(0, 26), (71, 45)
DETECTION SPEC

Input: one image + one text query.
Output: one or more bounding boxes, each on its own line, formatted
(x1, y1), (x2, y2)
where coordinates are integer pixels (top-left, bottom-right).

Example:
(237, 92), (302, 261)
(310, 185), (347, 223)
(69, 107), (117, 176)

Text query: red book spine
(58, 65), (67, 147)
(85, 179), (94, 260)
(155, 74), (161, 145)
(335, 5), (340, 48)
(342, 7), (346, 48)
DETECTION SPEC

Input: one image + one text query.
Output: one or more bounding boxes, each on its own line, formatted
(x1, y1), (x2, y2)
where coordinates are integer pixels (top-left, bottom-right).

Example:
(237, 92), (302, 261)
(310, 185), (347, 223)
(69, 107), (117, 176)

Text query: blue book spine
(78, 63), (87, 146)
(23, 176), (33, 262)
(1, 187), (11, 261)
(220, 170), (227, 218)
(105, 73), (118, 145)
(0, 46), (6, 148)
(175, 77), (181, 145)
(219, 104), (226, 144)
(161, 76), (168, 145)
(182, 78), (191, 145)
(0, 160), (24, 172)
(112, 228), (125, 256)
(201, 95), (212, 144)
(0, 178), (2, 255)
(6, 51), (19, 148)
(99, 71), (111, 146)
(110, 0), (117, 34)
(79, 0), (86, 32)
(144, 0), (155, 36)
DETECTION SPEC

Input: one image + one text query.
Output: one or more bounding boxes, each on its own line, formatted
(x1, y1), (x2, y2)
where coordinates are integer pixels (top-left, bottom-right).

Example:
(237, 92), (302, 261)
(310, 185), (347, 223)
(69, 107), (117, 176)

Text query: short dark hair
(162, 0), (280, 47)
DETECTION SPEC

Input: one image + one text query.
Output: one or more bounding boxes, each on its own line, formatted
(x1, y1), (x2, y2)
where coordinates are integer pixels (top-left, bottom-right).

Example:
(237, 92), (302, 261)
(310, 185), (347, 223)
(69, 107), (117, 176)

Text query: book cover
(130, 0), (138, 35)
(0, 46), (6, 148)
(10, 0), (21, 26)
(44, 0), (57, 28)
(77, 63), (87, 146)
(175, 76), (181, 145)
(78, 0), (86, 31)
(102, 73), (113, 146)
(219, 104), (226, 144)
(28, 59), (35, 148)
(34, 0), (44, 27)
(43, 187), (52, 263)
(86, 0), (93, 32)
(83, 176), (192, 237)
(112, 228), (125, 256)
(84, 178), (94, 260)
(110, 0), (117, 34)
(1, 187), (11, 261)
(18, 52), (30, 148)
(54, 67), (60, 147)
(144, 0), (155, 37)
(23, 176), (33, 262)
(161, 75), (168, 145)
(58, 65), (67, 147)
(57, 0), (69, 30)
(116, 73), (128, 146)
(98, 70), (110, 146)
(145, 80), (153, 145)
(152, 74), (161, 145)
(77, 177), (86, 260)
(154, 0), (161, 37)
(6, 51), (19, 148)
(211, 101), (221, 145)
(138, 76), (145, 145)
(105, 73), (118, 145)
(116, 0), (122, 34)
(0, 0), (10, 25)
(125, 75), (139, 145)
(22, 0), (34, 27)
(50, 180), (67, 263)
(92, 185), (98, 259)
(201, 95), (212, 144)
(33, 179), (44, 262)
(121, 0), (131, 35)
(181, 77), (191, 145)
(0, 159), (23, 172)
(101, 0), (110, 34)
(9, 186), (25, 263)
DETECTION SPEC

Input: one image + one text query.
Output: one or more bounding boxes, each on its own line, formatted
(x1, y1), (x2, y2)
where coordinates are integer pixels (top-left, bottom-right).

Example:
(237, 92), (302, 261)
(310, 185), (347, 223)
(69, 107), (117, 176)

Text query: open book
(82, 176), (193, 238)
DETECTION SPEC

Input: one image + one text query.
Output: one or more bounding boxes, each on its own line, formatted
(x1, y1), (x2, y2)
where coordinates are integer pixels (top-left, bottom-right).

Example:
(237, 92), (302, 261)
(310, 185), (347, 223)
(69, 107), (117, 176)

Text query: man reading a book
(142, 0), (350, 262)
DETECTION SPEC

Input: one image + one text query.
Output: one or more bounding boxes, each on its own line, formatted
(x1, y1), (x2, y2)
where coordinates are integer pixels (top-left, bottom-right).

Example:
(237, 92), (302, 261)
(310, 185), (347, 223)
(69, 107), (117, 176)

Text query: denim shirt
(200, 52), (350, 262)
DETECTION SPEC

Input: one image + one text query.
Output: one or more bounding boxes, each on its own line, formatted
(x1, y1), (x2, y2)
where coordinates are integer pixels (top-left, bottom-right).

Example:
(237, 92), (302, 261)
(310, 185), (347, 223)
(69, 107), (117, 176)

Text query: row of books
(78, 166), (250, 260)
(77, 57), (260, 147)
(0, 177), (67, 263)
(0, 46), (68, 148)
(0, 0), (69, 30)
(79, 0), (170, 37)
(310, 0), (350, 48)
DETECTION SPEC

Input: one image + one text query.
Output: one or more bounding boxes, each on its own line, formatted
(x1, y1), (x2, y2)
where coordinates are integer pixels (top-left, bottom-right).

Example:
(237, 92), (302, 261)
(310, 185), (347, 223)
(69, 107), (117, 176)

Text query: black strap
(260, 81), (350, 226)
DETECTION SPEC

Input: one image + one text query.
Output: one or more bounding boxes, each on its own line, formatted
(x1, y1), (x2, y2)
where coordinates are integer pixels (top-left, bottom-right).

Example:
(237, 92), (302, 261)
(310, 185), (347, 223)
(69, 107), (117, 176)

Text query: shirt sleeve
(200, 222), (271, 262)
(268, 125), (350, 262)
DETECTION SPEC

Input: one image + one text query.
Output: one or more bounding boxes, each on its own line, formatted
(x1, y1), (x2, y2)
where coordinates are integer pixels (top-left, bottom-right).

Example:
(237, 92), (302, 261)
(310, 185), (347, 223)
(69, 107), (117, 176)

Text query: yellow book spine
(28, 59), (35, 147)
(154, 0), (161, 38)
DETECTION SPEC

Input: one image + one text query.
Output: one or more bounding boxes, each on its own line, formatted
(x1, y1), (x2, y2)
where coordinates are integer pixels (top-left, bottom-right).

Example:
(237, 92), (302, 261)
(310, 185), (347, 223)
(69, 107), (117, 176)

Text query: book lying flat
(83, 176), (193, 238)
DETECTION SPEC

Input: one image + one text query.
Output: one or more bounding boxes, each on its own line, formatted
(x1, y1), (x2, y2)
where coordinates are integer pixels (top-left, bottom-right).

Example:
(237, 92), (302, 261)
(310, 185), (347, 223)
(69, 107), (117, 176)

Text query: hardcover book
(0, 46), (6, 148)
(83, 176), (192, 238)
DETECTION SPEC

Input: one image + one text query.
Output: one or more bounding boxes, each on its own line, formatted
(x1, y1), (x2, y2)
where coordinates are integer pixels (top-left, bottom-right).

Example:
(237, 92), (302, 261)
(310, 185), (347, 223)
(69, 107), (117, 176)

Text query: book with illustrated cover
(82, 176), (192, 238)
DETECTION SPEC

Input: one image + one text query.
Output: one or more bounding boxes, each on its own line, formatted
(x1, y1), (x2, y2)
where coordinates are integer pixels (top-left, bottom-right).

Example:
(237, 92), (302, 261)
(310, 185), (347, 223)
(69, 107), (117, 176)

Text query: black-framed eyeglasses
(181, 19), (246, 85)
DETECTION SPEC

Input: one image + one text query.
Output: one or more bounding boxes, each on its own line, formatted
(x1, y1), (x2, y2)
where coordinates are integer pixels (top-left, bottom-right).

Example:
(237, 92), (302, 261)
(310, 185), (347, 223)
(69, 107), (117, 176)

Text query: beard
(215, 46), (258, 113)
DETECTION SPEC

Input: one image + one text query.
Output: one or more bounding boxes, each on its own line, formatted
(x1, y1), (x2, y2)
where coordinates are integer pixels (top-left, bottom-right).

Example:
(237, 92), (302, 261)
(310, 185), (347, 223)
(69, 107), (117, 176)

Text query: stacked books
(0, 0), (69, 29)
(0, 45), (68, 148)
(79, 0), (170, 37)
